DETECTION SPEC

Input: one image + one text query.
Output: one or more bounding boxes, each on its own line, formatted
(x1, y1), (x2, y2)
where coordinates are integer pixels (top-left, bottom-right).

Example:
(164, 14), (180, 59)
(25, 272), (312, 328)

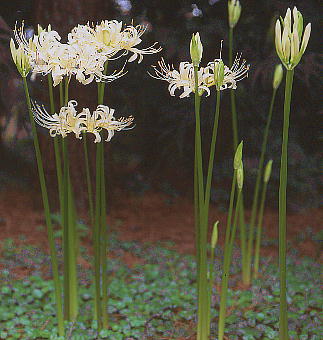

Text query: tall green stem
(245, 89), (277, 284)
(204, 90), (221, 216)
(61, 78), (78, 321)
(253, 180), (268, 278)
(279, 69), (294, 339)
(218, 172), (239, 340)
(22, 77), (64, 336)
(193, 65), (208, 340)
(48, 75), (63, 215)
(229, 26), (247, 283)
(94, 143), (102, 331)
(83, 134), (95, 227)
(100, 143), (108, 329)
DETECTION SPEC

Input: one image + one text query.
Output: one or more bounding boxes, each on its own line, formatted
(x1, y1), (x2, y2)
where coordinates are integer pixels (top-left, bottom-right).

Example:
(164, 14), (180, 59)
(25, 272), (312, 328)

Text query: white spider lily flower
(275, 7), (311, 70)
(10, 38), (31, 77)
(33, 100), (134, 143)
(206, 55), (249, 90)
(32, 100), (85, 138)
(70, 20), (161, 63)
(95, 105), (134, 142)
(149, 58), (211, 98)
(14, 22), (62, 74)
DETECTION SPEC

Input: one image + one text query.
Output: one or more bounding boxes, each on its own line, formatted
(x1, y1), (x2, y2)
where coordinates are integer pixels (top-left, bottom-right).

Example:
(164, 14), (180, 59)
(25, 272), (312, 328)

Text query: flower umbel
(149, 58), (211, 98)
(275, 7), (311, 70)
(32, 100), (134, 142)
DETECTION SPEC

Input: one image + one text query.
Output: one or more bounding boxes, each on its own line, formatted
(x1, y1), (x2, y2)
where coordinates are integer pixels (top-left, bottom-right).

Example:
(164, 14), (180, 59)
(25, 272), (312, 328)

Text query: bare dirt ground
(0, 186), (321, 265)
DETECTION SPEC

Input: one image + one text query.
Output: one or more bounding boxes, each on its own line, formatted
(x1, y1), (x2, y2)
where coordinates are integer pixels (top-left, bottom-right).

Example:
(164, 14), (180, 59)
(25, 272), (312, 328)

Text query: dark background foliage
(0, 0), (321, 211)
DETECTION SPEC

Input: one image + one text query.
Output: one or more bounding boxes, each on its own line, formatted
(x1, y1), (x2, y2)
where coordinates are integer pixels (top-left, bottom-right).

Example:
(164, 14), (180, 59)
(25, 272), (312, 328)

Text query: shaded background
(0, 0), (321, 213)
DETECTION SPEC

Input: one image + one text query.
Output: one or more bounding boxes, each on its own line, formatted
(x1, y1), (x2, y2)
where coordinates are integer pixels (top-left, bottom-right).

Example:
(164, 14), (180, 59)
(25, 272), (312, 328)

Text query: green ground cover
(0, 234), (321, 339)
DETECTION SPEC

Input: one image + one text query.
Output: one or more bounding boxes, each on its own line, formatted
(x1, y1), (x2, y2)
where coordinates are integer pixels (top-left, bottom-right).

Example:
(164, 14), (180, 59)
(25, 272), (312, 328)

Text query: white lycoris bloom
(205, 55), (249, 90)
(69, 20), (161, 63)
(32, 100), (134, 143)
(275, 7), (311, 70)
(33, 100), (85, 138)
(149, 58), (212, 98)
(13, 22), (126, 86)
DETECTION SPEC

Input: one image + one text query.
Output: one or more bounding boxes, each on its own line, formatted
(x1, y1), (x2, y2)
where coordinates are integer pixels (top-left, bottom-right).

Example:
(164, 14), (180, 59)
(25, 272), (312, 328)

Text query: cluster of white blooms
(150, 55), (249, 98)
(12, 20), (161, 85)
(32, 100), (134, 143)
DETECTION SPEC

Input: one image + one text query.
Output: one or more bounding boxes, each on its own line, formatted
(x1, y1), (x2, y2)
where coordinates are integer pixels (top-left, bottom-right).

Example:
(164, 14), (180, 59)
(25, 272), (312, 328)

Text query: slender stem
(100, 143), (108, 328)
(62, 137), (70, 321)
(279, 69), (294, 339)
(246, 89), (277, 283)
(204, 90), (221, 216)
(67, 170), (78, 320)
(229, 26), (247, 284)
(22, 77), (64, 336)
(253, 181), (268, 278)
(207, 243), (216, 338)
(83, 134), (95, 227)
(59, 82), (64, 108)
(218, 173), (240, 340)
(48, 75), (63, 215)
(94, 143), (102, 331)
(193, 65), (208, 340)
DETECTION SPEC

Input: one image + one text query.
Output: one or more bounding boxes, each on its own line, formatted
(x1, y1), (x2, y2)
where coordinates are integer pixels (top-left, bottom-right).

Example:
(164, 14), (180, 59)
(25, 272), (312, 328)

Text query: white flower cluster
(150, 55), (249, 98)
(32, 100), (134, 143)
(12, 21), (161, 85)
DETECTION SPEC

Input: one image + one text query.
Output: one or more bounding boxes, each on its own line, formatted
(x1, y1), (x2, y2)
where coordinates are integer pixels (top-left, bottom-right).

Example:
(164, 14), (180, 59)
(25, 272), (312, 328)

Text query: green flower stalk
(227, 0), (248, 284)
(10, 40), (64, 336)
(254, 160), (272, 278)
(245, 64), (283, 285)
(218, 142), (243, 340)
(275, 7), (311, 339)
(206, 221), (219, 338)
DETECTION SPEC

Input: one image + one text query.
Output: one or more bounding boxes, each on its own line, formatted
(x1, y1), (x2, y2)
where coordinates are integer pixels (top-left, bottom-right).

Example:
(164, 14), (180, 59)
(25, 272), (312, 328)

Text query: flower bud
(264, 160), (273, 183)
(10, 38), (31, 78)
(237, 165), (244, 190)
(234, 141), (243, 170)
(190, 32), (203, 66)
(275, 7), (311, 70)
(228, 0), (242, 29)
(213, 59), (225, 90)
(211, 221), (219, 249)
(272, 64), (283, 90)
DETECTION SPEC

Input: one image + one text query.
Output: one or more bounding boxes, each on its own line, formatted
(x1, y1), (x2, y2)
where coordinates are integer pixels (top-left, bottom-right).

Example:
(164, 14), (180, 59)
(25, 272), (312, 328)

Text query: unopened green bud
(211, 221), (219, 248)
(190, 32), (203, 66)
(264, 160), (273, 183)
(234, 141), (243, 170)
(237, 165), (244, 190)
(214, 59), (225, 90)
(228, 0), (242, 29)
(273, 64), (283, 89)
